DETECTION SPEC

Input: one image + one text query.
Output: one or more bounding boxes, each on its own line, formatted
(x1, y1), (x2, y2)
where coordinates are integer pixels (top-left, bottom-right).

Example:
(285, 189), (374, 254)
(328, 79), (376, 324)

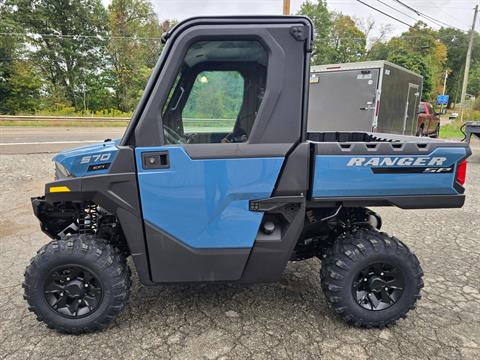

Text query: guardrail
(0, 115), (130, 122)
(0, 115), (235, 124)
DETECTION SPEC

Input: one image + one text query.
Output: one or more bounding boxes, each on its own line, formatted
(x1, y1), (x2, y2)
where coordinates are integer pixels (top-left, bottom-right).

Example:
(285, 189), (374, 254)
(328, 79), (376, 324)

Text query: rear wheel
(416, 126), (424, 137)
(320, 228), (423, 328)
(431, 125), (440, 138)
(23, 235), (131, 334)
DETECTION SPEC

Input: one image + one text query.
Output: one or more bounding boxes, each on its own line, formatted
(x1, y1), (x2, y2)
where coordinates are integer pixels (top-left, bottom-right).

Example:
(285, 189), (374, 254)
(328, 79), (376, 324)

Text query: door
(405, 83), (420, 135)
(130, 19), (309, 282)
(308, 68), (379, 132)
(426, 103), (439, 134)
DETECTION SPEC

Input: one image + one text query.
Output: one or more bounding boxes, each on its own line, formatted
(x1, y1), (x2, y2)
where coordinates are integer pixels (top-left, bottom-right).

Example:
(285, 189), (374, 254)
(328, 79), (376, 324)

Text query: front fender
(35, 147), (153, 285)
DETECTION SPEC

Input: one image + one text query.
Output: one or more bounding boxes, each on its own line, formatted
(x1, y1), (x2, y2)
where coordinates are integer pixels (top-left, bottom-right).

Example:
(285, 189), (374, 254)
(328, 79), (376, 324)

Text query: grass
(440, 122), (464, 139)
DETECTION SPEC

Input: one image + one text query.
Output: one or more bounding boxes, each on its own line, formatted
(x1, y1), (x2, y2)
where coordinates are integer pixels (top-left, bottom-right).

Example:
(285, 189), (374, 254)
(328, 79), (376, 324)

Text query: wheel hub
(353, 263), (405, 311)
(368, 276), (385, 291)
(44, 265), (103, 318)
(65, 280), (85, 297)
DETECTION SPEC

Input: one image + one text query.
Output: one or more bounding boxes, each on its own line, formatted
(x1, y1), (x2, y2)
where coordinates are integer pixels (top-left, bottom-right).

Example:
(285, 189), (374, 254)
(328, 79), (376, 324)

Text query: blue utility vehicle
(24, 16), (471, 333)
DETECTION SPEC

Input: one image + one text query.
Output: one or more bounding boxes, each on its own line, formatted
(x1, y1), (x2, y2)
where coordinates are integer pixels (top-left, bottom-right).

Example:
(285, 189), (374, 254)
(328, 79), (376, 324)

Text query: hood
(53, 139), (120, 178)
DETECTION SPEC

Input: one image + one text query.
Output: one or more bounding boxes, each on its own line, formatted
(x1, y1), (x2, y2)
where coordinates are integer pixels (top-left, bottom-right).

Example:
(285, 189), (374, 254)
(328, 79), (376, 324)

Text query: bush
(472, 97), (480, 111)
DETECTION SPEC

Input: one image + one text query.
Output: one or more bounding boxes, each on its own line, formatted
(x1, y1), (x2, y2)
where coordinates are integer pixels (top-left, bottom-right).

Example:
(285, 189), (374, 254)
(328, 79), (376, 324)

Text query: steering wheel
(164, 125), (189, 144)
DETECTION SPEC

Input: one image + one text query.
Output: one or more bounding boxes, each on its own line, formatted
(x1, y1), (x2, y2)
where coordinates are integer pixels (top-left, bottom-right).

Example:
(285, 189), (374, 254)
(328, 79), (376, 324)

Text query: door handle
(142, 151), (170, 169)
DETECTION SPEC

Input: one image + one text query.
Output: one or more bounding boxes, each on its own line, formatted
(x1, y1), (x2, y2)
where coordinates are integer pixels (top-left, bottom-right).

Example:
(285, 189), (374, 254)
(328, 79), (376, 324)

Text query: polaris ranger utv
(24, 16), (471, 334)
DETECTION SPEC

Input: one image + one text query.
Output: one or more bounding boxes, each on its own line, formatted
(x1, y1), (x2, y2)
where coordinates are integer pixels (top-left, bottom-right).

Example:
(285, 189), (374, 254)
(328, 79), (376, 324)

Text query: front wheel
(23, 236), (131, 334)
(320, 228), (423, 328)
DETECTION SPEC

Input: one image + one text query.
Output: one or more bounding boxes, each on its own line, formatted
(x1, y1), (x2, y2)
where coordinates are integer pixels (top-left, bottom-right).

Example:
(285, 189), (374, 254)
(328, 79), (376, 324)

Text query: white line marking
(0, 140), (100, 146)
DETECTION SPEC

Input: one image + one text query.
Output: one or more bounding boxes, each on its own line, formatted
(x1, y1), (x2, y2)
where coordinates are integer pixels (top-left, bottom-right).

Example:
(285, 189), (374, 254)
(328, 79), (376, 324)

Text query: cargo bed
(308, 132), (471, 209)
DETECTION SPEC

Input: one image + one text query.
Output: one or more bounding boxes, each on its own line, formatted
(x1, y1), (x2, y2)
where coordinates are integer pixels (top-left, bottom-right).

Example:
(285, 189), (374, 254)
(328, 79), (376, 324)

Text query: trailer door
(308, 68), (379, 132)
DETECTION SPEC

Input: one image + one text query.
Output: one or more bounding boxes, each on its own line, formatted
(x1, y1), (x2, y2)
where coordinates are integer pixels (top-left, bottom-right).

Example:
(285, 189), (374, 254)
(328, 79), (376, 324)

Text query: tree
(330, 14), (366, 63)
(357, 16), (392, 57)
(368, 21), (448, 101)
(108, 0), (163, 112)
(387, 48), (433, 98)
(13, 0), (109, 110)
(438, 28), (480, 105)
(297, 0), (333, 65)
(0, 2), (41, 114)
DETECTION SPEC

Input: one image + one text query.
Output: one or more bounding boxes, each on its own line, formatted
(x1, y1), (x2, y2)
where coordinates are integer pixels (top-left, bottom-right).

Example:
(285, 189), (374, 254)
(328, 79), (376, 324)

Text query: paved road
(0, 127), (125, 154)
(0, 128), (479, 359)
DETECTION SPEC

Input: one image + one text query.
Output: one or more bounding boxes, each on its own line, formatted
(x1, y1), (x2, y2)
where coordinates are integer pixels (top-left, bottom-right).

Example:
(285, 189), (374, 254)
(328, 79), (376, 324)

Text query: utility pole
(460, 4), (478, 120)
(283, 0), (290, 15)
(441, 69), (448, 114)
(442, 70), (448, 96)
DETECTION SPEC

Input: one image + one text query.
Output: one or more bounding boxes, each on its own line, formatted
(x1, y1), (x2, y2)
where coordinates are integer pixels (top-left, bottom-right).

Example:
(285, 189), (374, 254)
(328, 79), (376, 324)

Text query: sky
(100, 0), (478, 41)
(114, 0), (479, 37)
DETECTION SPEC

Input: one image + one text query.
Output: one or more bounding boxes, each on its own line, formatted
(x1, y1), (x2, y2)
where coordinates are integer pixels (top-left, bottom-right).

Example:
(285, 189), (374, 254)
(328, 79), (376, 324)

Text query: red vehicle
(416, 101), (440, 137)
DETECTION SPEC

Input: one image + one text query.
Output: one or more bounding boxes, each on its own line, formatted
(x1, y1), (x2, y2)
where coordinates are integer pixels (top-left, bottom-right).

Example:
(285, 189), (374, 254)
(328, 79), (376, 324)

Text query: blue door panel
(135, 146), (284, 249)
(312, 147), (466, 197)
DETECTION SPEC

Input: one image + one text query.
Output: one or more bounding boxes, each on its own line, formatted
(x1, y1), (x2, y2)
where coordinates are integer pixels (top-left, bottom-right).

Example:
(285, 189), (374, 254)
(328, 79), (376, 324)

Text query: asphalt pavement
(0, 127), (479, 359)
(0, 127), (125, 154)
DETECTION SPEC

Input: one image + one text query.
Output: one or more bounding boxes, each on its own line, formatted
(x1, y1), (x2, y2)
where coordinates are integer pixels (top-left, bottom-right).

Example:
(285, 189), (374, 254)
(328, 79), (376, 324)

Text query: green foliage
(330, 13), (366, 63)
(367, 21), (449, 101)
(0, 2), (42, 114)
(108, 0), (163, 112)
(473, 96), (480, 111)
(438, 28), (480, 104)
(387, 48), (433, 98)
(297, 0), (333, 65)
(297, 2), (366, 65)
(183, 71), (244, 119)
(12, 0), (109, 110)
(0, 0), (478, 118)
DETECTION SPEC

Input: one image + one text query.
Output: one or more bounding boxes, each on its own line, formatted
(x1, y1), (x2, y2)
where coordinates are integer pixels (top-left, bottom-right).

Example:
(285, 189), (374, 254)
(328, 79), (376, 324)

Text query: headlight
(54, 161), (71, 179)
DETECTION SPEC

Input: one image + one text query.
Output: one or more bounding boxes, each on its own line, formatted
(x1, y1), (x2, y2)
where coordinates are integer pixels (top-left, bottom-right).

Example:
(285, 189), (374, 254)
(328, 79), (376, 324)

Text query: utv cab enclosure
(24, 16), (471, 334)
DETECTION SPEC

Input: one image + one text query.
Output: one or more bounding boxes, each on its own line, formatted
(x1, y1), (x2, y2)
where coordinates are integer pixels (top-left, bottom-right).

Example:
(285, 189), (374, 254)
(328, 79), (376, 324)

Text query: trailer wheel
(320, 228), (423, 328)
(23, 235), (131, 334)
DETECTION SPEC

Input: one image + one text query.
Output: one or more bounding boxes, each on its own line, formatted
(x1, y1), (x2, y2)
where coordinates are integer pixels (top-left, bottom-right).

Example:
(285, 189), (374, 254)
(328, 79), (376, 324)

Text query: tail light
(456, 160), (467, 185)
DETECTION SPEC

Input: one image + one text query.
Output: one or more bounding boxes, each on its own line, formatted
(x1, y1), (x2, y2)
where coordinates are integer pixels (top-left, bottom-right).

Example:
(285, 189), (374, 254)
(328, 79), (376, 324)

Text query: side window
(162, 40), (267, 144)
(182, 71), (244, 136)
(418, 103), (426, 114)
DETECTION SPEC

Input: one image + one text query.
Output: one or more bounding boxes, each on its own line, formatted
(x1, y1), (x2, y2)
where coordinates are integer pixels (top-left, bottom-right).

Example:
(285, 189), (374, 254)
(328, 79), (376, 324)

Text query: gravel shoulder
(0, 145), (479, 360)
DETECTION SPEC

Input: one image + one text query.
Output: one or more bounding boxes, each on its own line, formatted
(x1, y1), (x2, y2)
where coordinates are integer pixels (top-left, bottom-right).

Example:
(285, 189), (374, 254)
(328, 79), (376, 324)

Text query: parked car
(417, 101), (440, 137)
(449, 112), (459, 120)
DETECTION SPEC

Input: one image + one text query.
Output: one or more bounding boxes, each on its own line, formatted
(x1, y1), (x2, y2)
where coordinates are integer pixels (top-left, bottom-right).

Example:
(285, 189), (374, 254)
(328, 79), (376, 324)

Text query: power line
(419, 1), (468, 27)
(0, 32), (162, 41)
(355, 0), (414, 28)
(392, 0), (466, 31)
(373, 0), (418, 23)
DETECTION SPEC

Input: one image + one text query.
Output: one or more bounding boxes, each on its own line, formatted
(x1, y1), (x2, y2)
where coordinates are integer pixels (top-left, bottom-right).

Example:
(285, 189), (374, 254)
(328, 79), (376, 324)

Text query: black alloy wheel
(320, 228), (424, 328)
(44, 265), (103, 318)
(353, 263), (404, 311)
(24, 236), (131, 333)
